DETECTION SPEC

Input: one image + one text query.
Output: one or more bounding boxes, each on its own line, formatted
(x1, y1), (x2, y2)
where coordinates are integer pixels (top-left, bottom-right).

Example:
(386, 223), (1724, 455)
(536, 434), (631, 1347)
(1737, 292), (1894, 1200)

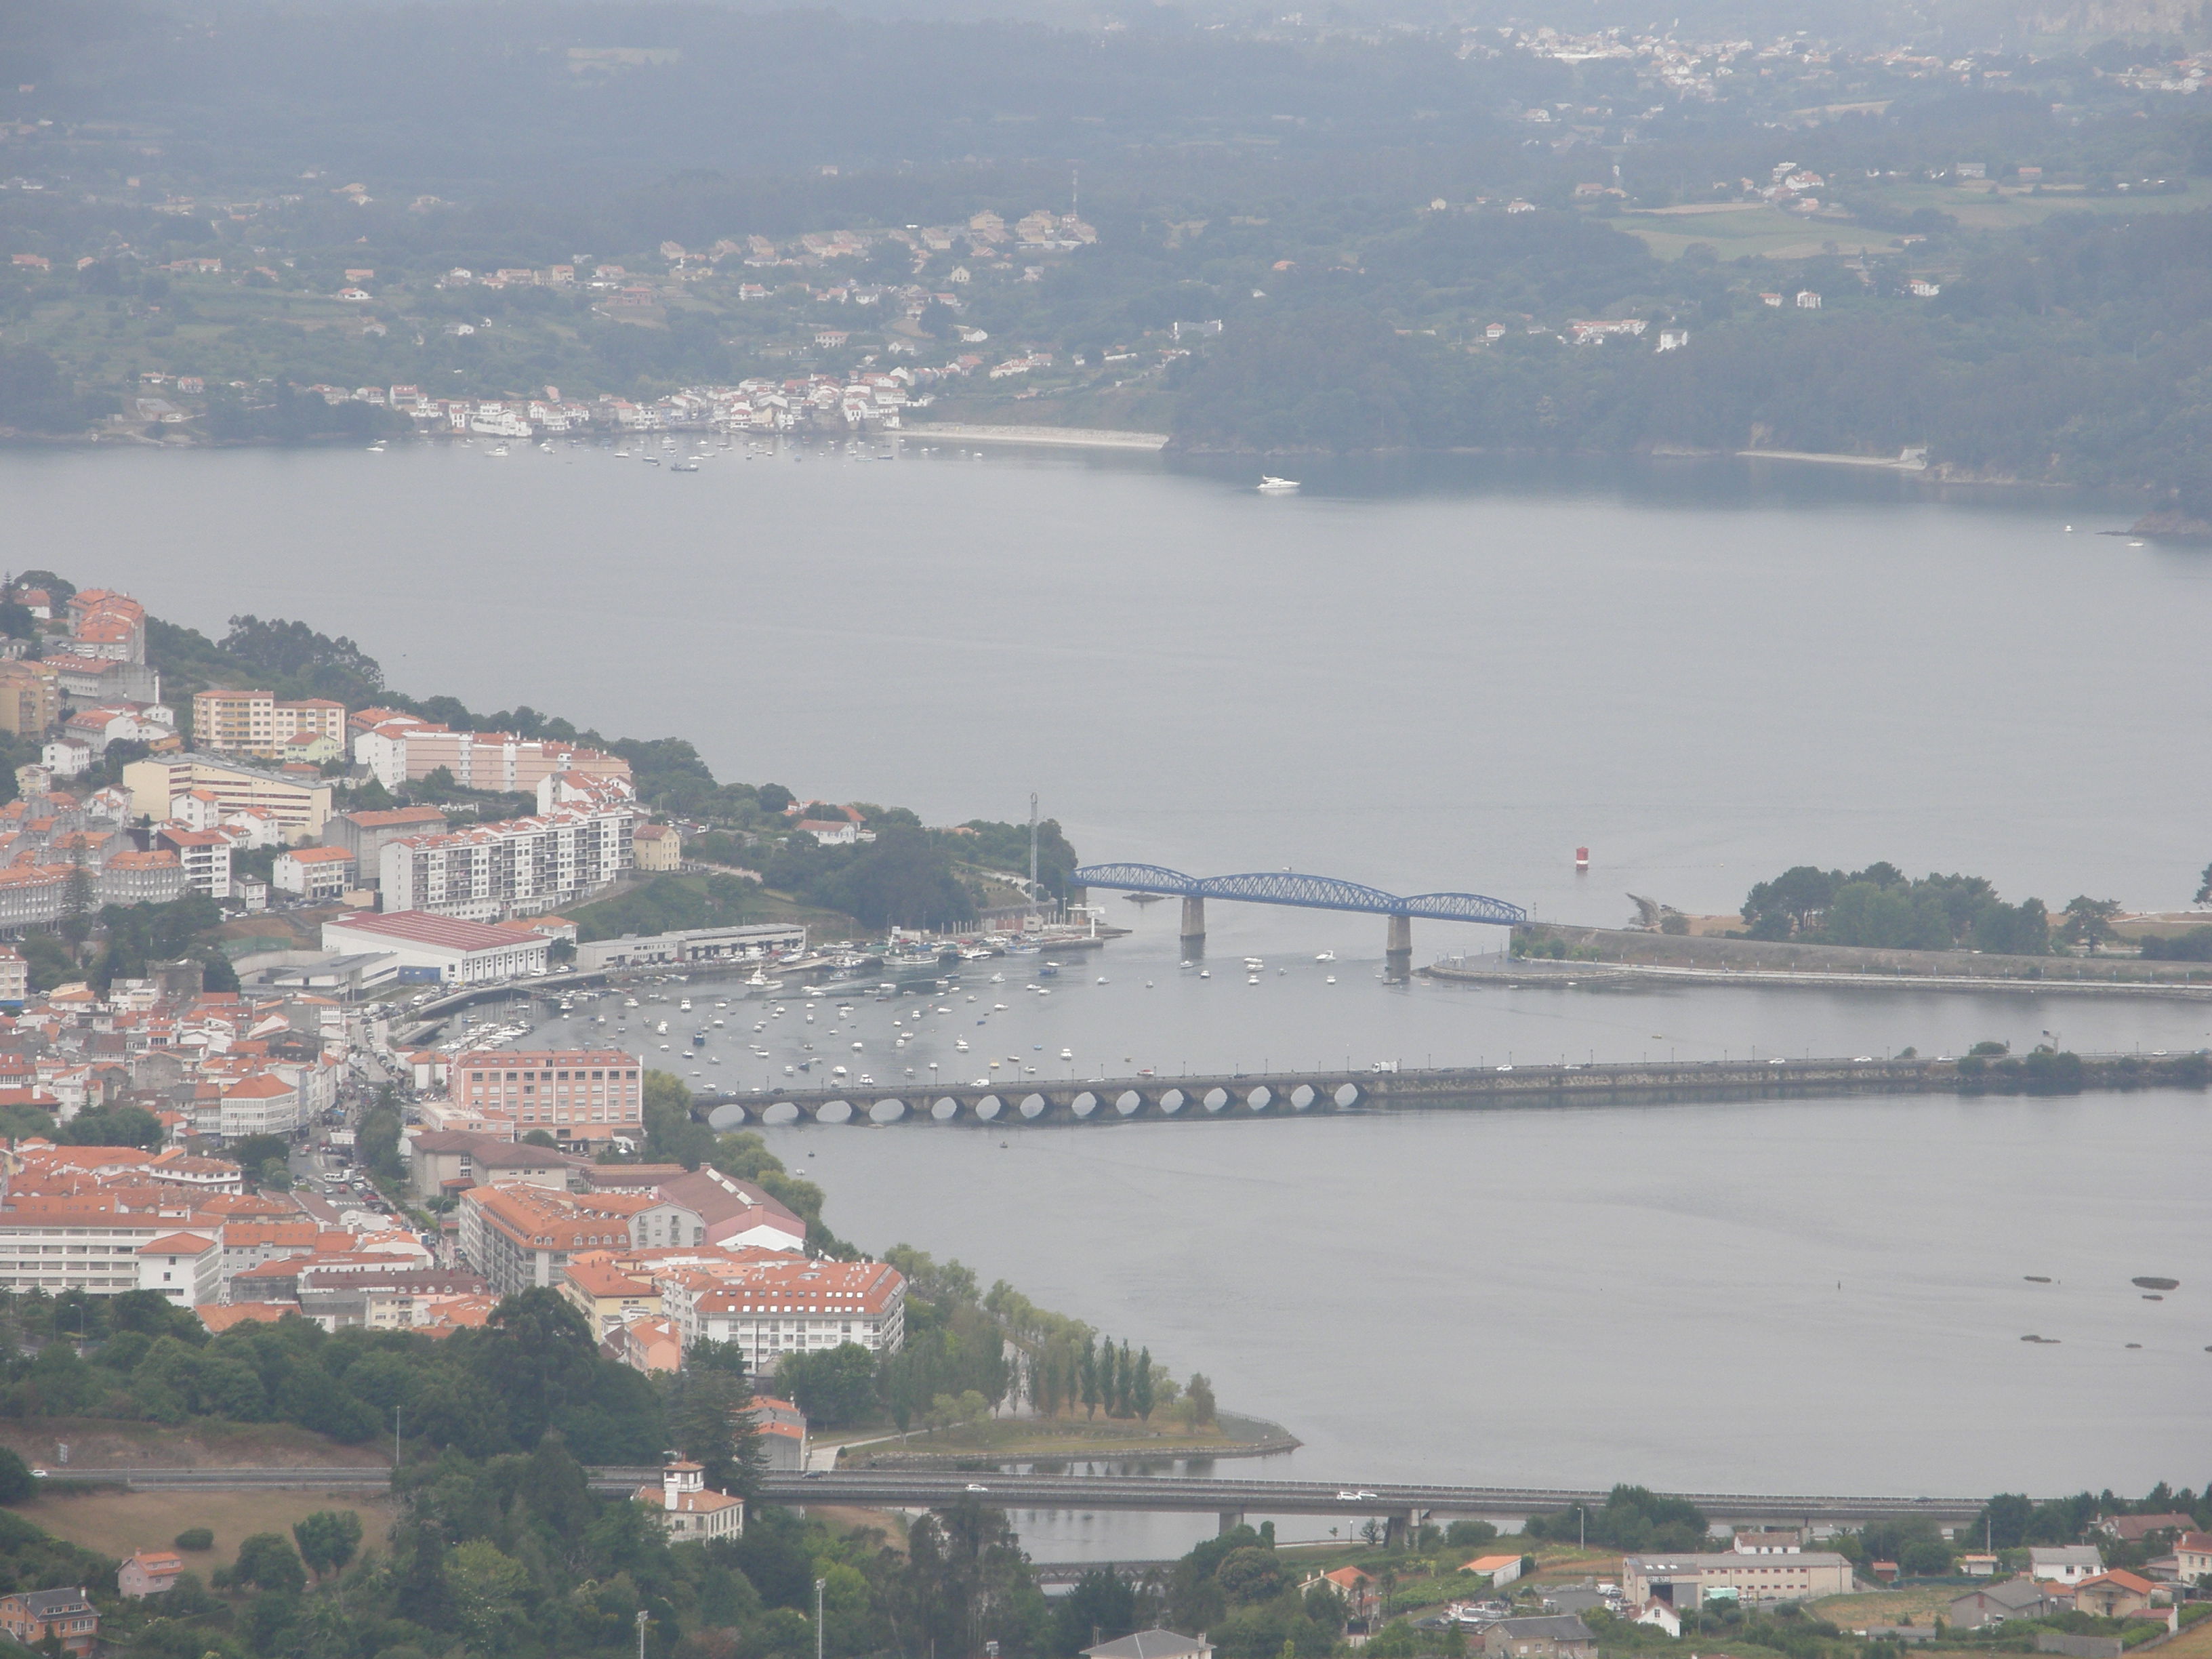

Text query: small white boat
(1326, 975), (1338, 983)
(1315, 950), (1336, 962)
(1258, 475), (1300, 494)
(679, 998), (692, 1012)
(489, 444), (509, 457)
(956, 1039), (970, 1052)
(1059, 1047), (1073, 1060)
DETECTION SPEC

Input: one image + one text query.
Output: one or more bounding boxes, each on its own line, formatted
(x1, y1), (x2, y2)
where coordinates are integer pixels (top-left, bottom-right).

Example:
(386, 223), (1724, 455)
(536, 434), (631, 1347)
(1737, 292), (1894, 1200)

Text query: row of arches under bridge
(702, 1079), (1368, 1127)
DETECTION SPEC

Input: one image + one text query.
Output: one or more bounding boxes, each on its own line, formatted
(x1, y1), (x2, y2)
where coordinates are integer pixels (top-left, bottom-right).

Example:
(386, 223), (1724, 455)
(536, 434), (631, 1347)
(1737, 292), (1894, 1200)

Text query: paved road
(45, 1467), (393, 1489)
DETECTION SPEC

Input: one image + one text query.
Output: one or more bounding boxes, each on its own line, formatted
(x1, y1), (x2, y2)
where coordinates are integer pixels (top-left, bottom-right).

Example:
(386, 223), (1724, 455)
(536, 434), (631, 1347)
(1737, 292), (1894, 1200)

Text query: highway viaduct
(39, 1468), (1992, 1549)
(42, 1468), (1985, 1540)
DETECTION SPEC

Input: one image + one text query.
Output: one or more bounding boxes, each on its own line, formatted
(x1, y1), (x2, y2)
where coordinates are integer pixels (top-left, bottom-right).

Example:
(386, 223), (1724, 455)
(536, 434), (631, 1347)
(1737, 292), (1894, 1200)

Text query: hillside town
(0, 575), (910, 1467)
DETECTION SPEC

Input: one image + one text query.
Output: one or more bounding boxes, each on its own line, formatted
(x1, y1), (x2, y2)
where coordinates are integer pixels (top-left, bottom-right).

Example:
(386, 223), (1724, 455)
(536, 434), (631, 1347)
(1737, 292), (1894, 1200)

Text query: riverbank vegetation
(1738, 864), (2060, 952)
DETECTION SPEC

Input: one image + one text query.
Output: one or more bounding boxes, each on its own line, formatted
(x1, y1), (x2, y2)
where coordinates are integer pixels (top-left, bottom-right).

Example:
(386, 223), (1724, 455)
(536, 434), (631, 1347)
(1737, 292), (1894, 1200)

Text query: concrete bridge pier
(1217, 1510), (1245, 1536)
(1385, 914), (1412, 978)
(1382, 1511), (1412, 1549)
(1181, 896), (1207, 953)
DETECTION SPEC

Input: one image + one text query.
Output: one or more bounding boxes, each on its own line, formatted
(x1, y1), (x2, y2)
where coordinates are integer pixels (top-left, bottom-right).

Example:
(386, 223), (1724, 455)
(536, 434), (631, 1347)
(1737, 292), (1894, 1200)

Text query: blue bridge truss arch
(1071, 863), (1527, 928)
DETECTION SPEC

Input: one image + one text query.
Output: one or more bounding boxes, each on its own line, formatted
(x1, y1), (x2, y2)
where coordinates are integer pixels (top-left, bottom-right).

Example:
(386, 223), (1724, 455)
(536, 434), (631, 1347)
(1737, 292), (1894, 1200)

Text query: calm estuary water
(8, 439), (2209, 1541)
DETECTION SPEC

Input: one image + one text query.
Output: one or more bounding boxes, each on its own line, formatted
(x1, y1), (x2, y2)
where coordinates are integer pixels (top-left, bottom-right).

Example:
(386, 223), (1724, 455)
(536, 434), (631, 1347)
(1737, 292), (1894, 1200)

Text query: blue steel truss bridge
(1071, 862), (1528, 962)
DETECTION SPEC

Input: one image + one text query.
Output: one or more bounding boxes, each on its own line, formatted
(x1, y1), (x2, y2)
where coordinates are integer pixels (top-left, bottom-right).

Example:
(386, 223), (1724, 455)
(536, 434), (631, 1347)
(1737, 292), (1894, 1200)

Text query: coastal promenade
(915, 423), (1170, 451)
(693, 1048), (2208, 1126)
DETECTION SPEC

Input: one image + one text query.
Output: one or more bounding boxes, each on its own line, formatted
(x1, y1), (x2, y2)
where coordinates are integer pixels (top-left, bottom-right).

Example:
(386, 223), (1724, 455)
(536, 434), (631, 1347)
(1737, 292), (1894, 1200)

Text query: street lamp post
(815, 1578), (826, 1659)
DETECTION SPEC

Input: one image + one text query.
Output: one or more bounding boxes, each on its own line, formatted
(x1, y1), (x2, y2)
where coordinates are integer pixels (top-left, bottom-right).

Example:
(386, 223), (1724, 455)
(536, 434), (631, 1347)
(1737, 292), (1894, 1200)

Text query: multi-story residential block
(0, 659), (61, 735)
(0, 864), (73, 935)
(452, 1048), (642, 1145)
(562, 1258), (662, 1334)
(322, 805), (447, 888)
(273, 845), (356, 899)
(380, 803), (634, 920)
(66, 589), (148, 663)
(192, 690), (348, 758)
(0, 1207), (220, 1295)
(0, 944), (25, 1005)
(123, 754), (334, 841)
(137, 1231), (222, 1303)
(41, 652), (162, 705)
(655, 1252), (907, 1368)
(457, 1185), (689, 1296)
(98, 850), (187, 907)
(406, 1128), (573, 1202)
(157, 824), (233, 898)
(354, 718), (631, 794)
(213, 1071), (302, 1138)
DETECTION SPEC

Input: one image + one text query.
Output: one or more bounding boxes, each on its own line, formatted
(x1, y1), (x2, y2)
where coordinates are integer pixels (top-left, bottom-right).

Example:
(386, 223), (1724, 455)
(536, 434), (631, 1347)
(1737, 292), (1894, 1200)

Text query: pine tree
(1080, 1336), (1099, 1420)
(1132, 1348), (1155, 1420)
(673, 1365), (769, 1500)
(1117, 1341), (1134, 1416)
(1099, 1336), (1118, 1416)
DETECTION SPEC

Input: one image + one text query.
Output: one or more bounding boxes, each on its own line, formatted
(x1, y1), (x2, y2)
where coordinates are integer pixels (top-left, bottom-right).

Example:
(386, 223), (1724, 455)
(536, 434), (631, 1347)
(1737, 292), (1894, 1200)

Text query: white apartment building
(657, 1256), (907, 1370)
(380, 804), (634, 920)
(274, 846), (356, 899)
(191, 691), (346, 758)
(123, 754), (334, 841)
(354, 720), (631, 794)
(157, 825), (233, 898)
(0, 1210), (218, 1296)
(213, 1072), (302, 1138)
(137, 1233), (223, 1305)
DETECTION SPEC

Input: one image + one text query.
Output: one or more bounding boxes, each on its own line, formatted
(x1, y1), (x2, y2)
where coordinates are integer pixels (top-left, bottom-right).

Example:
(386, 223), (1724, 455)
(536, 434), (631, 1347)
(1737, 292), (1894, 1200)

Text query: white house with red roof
(638, 1459), (743, 1540)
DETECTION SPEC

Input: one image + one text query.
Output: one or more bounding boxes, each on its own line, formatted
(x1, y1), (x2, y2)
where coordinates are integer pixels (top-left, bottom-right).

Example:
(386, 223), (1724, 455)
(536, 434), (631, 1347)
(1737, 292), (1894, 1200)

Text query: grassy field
(1616, 204), (1900, 261)
(1809, 1585), (1961, 1628)
(1615, 178), (2212, 262)
(2155, 1614), (2212, 1659)
(16, 1487), (396, 1571)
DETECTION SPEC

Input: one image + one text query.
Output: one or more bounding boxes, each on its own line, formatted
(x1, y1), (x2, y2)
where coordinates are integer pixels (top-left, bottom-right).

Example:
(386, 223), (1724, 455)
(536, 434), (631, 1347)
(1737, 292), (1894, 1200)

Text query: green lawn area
(1612, 204), (1900, 261)
(1614, 178), (2212, 262)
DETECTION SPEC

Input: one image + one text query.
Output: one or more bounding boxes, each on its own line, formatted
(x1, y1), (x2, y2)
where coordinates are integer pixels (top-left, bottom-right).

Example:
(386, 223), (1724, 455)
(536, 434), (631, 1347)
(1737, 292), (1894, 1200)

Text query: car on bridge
(1336, 1489), (1378, 1501)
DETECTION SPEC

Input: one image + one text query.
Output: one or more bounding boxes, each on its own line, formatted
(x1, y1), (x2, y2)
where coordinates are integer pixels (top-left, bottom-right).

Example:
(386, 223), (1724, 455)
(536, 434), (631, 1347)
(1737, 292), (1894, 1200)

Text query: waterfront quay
(693, 1048), (2210, 1126)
